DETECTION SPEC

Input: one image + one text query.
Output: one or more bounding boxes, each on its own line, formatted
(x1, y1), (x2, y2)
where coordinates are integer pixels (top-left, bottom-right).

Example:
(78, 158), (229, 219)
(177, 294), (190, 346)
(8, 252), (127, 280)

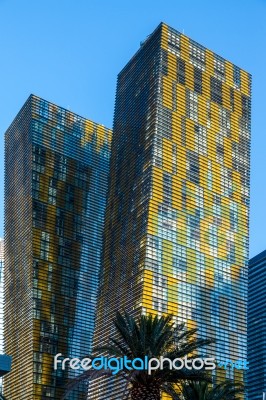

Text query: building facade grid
(4, 95), (111, 399)
(248, 250), (266, 400)
(90, 22), (251, 399)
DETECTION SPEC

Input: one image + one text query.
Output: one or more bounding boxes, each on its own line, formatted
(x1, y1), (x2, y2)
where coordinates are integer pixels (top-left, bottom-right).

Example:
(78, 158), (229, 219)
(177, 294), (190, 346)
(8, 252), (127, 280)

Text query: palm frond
(63, 312), (215, 399)
(182, 379), (245, 400)
(161, 382), (182, 399)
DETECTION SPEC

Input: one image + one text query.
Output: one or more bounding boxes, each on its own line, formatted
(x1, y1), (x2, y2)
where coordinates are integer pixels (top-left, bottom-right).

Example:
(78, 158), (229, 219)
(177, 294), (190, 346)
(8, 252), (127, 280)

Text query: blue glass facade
(248, 250), (266, 400)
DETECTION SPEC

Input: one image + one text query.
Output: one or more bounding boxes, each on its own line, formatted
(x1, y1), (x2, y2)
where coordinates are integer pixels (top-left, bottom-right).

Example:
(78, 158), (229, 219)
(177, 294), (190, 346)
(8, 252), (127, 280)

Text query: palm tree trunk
(131, 384), (160, 400)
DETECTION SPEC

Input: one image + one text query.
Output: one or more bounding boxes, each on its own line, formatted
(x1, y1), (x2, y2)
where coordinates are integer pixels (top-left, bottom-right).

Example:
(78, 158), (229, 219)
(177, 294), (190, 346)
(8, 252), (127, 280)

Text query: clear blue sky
(0, 0), (265, 258)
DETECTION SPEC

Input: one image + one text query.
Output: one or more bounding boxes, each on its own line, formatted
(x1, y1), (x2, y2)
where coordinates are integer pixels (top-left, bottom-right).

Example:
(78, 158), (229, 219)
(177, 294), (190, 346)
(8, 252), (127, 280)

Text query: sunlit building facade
(4, 95), (111, 399)
(90, 22), (251, 398)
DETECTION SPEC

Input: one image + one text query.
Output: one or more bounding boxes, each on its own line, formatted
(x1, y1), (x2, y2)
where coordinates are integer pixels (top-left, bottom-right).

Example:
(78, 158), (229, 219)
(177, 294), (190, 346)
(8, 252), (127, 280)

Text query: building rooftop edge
(6, 94), (112, 134)
(161, 22), (251, 76)
(119, 21), (251, 78)
(249, 249), (266, 265)
(29, 94), (112, 131)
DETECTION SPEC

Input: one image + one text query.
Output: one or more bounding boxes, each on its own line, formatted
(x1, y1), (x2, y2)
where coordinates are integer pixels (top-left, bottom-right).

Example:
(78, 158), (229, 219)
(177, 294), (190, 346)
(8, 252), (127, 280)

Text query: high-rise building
(90, 22), (251, 398)
(0, 239), (4, 394)
(248, 250), (266, 400)
(4, 95), (112, 399)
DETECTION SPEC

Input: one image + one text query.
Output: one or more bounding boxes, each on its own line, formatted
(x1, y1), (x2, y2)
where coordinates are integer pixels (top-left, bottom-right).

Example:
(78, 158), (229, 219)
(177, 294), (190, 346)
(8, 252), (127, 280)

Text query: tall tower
(248, 250), (266, 400)
(91, 23), (251, 398)
(0, 239), (4, 394)
(4, 95), (111, 399)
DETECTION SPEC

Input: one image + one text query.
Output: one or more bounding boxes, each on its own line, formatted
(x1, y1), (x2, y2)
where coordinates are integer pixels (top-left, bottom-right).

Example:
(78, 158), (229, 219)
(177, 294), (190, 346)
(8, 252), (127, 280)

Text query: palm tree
(181, 380), (244, 400)
(63, 311), (213, 400)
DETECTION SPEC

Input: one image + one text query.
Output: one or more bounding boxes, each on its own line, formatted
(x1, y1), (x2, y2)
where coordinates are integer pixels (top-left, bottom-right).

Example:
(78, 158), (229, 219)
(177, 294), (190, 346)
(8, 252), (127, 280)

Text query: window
(227, 240), (235, 263)
(162, 303), (167, 313)
(194, 67), (202, 94)
(187, 151), (199, 184)
(181, 180), (186, 209)
(214, 55), (225, 79)
(33, 288), (42, 299)
(211, 77), (223, 105)
(211, 296), (219, 315)
(168, 31), (180, 56)
(220, 108), (231, 136)
(40, 231), (50, 260)
(33, 298), (42, 311)
(33, 362), (42, 373)
(230, 203), (238, 231)
(48, 178), (57, 205)
(173, 257), (186, 277)
(159, 107), (172, 139)
(161, 49), (168, 75)
(163, 172), (172, 205)
(33, 352), (43, 362)
(209, 225), (218, 248)
(41, 320), (58, 334)
(221, 167), (233, 197)
(33, 310), (40, 319)
(233, 65), (241, 88)
(42, 387), (55, 397)
(57, 108), (66, 129)
(56, 213), (64, 236)
(33, 201), (47, 228)
(242, 95), (250, 119)
(239, 116), (250, 137)
(157, 205), (177, 242)
(190, 42), (205, 70)
(216, 141), (224, 164)
(213, 194), (221, 205)
(186, 89), (198, 122)
(177, 58), (185, 85)
(152, 298), (168, 313)
(187, 215), (200, 249)
(195, 124), (207, 155)
(181, 116), (186, 146)
(230, 88), (234, 111)
(207, 160), (212, 190)
(153, 138), (162, 168)
(33, 373), (42, 384)
(54, 154), (67, 181)
(38, 99), (49, 118)
(172, 143), (177, 174)
(32, 171), (40, 198)
(206, 100), (211, 128)
(32, 145), (45, 173)
(65, 184), (75, 211)
(153, 300), (159, 310)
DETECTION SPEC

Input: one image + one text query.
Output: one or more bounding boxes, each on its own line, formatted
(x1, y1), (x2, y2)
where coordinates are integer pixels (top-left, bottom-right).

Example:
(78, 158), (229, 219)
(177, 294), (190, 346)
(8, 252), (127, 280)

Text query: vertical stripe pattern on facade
(90, 23), (251, 399)
(4, 95), (111, 399)
(0, 239), (4, 394)
(248, 250), (266, 400)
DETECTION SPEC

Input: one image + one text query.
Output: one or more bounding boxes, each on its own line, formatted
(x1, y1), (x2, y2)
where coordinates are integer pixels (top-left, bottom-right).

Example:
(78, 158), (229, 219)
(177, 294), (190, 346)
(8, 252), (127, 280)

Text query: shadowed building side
(248, 250), (266, 400)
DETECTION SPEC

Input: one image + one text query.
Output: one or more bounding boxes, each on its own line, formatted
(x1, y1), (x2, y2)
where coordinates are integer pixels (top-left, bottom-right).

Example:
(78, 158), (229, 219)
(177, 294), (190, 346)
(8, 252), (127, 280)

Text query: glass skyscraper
(0, 239), (4, 394)
(248, 250), (266, 400)
(90, 22), (251, 398)
(4, 95), (111, 399)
